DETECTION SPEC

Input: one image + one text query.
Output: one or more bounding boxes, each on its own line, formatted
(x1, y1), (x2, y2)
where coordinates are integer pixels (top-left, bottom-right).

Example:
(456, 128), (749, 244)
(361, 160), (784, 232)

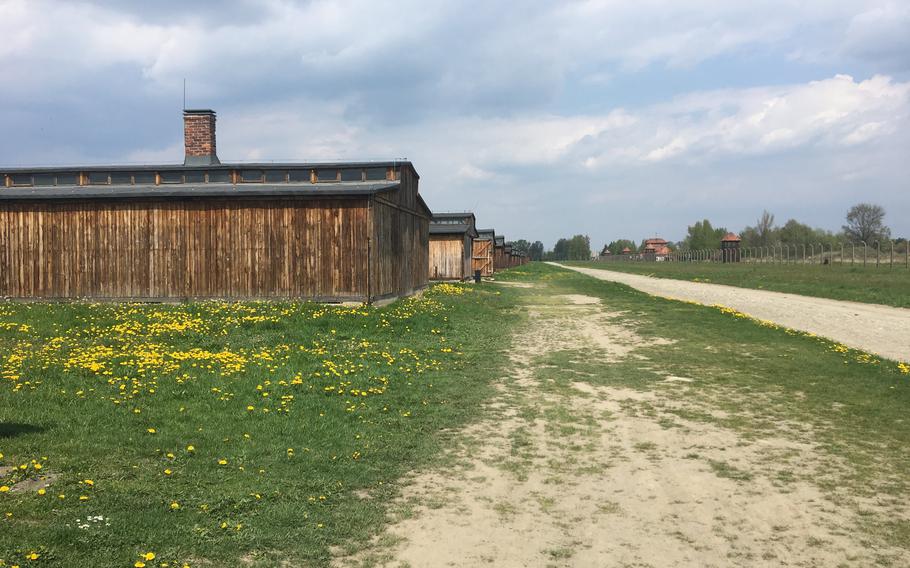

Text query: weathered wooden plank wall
(385, 164), (419, 211)
(494, 245), (509, 270)
(0, 197), (373, 300)
(371, 198), (429, 299)
(369, 165), (429, 299)
(462, 234), (474, 278)
(429, 236), (466, 280)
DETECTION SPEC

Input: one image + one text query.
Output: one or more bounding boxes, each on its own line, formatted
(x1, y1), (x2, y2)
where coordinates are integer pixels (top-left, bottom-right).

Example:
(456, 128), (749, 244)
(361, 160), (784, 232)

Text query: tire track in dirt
(555, 263), (910, 363)
(335, 281), (904, 567)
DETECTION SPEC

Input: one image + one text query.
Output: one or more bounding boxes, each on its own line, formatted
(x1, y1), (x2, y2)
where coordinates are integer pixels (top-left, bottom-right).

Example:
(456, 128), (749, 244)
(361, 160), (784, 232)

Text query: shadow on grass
(0, 422), (45, 438)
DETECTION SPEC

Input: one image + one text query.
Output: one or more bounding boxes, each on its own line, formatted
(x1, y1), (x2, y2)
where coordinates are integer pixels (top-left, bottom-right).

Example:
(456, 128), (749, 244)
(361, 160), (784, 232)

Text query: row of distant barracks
(0, 110), (527, 302)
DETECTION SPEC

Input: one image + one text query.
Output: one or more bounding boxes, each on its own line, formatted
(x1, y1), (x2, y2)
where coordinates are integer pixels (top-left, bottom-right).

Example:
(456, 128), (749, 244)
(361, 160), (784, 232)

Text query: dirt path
(337, 281), (903, 567)
(555, 263), (910, 363)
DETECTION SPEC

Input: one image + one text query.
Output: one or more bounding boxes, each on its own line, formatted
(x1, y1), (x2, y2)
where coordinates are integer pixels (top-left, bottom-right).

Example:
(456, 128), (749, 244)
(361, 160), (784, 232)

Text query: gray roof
(430, 223), (474, 236)
(476, 228), (496, 240)
(432, 211), (474, 218)
(0, 182), (400, 201)
(430, 211), (477, 238)
(0, 160), (414, 174)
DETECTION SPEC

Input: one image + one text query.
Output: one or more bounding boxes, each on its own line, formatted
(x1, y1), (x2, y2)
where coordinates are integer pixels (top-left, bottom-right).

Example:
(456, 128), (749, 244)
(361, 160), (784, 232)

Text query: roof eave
(0, 182), (401, 201)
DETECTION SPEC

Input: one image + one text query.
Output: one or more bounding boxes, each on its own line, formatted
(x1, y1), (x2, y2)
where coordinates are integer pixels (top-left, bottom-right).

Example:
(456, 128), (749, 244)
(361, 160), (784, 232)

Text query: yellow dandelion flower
(147, 428), (156, 434)
(0, 486), (9, 493)
(218, 459), (228, 465)
(170, 501), (180, 510)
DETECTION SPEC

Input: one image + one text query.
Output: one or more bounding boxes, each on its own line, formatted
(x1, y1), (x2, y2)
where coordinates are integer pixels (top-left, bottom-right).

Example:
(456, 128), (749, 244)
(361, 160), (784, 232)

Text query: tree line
(505, 203), (901, 263)
(506, 236), (591, 261)
(736, 204), (895, 249)
(600, 202), (901, 255)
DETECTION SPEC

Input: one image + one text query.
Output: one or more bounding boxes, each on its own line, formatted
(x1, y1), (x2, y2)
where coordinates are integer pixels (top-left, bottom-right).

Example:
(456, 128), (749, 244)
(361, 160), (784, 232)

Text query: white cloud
(572, 74), (910, 168)
(154, 74), (908, 205)
(644, 136), (689, 162)
(457, 164), (495, 180)
(844, 2), (910, 69)
(842, 121), (885, 145)
(0, 0), (903, 102)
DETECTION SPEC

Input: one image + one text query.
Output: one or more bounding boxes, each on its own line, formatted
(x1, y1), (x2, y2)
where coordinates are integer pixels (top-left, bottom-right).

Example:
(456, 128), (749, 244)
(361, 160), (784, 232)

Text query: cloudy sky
(1, 0), (908, 247)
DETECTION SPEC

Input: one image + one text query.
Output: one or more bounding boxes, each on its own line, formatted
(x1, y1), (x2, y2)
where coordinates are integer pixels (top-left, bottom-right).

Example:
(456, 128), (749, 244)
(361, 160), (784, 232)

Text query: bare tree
(843, 203), (890, 243)
(755, 210), (775, 246)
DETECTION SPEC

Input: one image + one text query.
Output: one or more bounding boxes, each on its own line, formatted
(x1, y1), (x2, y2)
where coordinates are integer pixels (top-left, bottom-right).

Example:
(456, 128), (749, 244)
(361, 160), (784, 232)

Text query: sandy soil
(336, 284), (905, 567)
(555, 263), (910, 363)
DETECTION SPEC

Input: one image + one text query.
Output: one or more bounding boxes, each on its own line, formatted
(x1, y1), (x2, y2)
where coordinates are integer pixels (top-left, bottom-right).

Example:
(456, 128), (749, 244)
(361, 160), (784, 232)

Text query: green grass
(0, 284), (520, 567)
(563, 261), (910, 308)
(4, 262), (910, 566)
(499, 263), (910, 554)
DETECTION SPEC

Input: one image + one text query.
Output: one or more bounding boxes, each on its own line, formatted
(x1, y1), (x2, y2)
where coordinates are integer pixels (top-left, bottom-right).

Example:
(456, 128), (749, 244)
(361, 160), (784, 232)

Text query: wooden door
(472, 239), (494, 276)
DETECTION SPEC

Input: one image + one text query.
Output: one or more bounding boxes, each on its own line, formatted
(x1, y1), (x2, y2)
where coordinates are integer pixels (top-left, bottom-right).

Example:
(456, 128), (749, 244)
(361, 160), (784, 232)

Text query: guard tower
(721, 232), (741, 263)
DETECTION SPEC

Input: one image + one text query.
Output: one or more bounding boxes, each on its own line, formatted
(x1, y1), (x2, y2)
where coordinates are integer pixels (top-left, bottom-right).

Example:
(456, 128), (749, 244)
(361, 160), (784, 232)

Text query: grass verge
(564, 260), (910, 308)
(0, 283), (520, 567)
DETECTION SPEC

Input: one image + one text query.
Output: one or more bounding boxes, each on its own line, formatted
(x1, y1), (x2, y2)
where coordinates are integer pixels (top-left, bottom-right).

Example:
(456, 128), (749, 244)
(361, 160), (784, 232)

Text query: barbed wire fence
(597, 241), (910, 269)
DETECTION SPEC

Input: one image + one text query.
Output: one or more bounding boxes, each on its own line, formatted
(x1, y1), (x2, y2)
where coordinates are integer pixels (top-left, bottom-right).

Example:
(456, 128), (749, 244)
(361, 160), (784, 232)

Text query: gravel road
(555, 263), (910, 363)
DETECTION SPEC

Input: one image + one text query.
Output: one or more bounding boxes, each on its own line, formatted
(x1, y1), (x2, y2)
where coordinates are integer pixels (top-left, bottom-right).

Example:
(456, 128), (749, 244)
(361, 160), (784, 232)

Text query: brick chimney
(183, 109), (220, 166)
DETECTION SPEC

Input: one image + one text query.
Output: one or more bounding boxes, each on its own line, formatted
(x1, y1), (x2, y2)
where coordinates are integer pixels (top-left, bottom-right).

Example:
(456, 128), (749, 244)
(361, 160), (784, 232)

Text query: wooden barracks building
(429, 212), (478, 281)
(0, 110), (432, 302)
